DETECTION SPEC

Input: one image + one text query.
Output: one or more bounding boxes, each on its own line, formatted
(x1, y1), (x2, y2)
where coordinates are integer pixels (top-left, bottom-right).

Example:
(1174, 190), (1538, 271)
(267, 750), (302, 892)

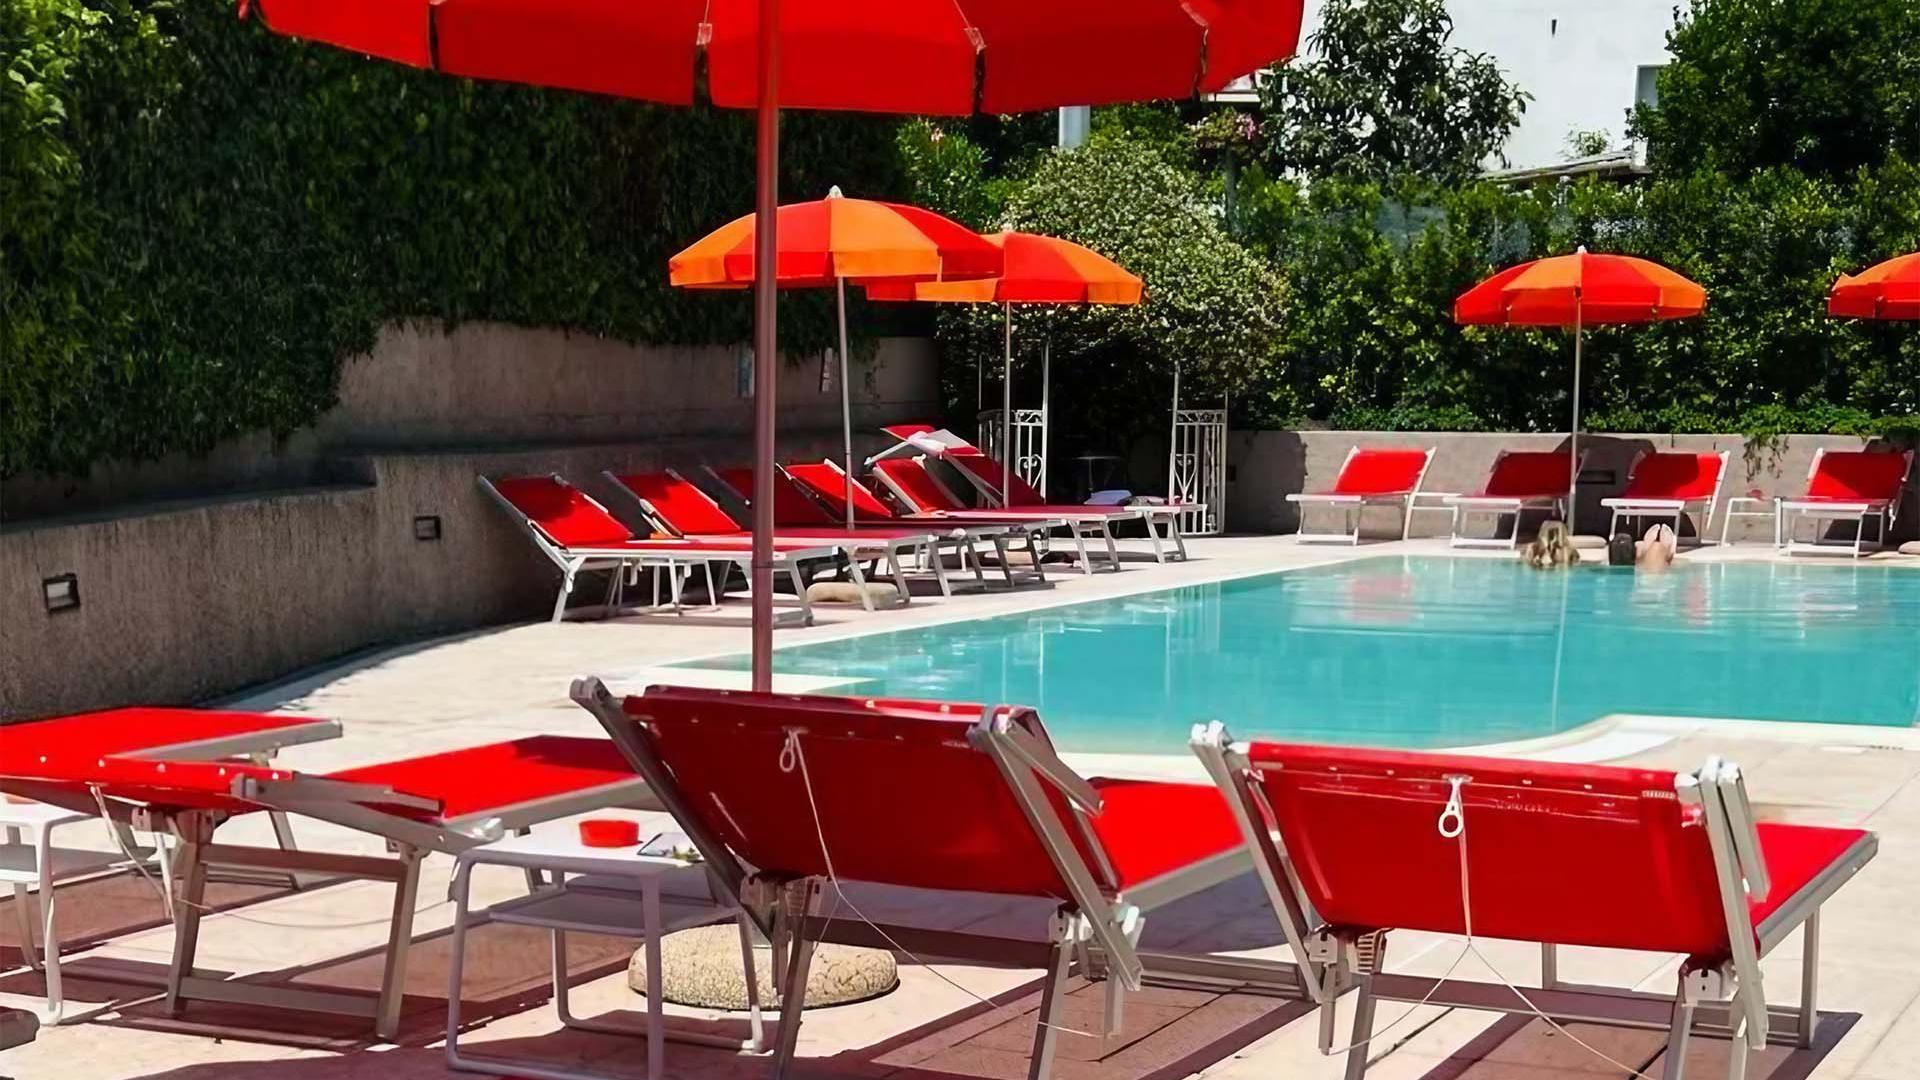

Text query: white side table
(446, 826), (765, 1080)
(1, 801), (170, 1023)
(1720, 496), (1781, 548)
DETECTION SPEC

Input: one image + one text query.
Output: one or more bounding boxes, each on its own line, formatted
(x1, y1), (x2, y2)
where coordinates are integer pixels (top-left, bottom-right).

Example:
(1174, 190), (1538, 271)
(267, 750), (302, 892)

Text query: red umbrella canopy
(1829, 252), (1920, 320)
(865, 231), (1144, 306)
(1454, 248), (1706, 326)
(241, 0), (1305, 115)
(669, 190), (1002, 289)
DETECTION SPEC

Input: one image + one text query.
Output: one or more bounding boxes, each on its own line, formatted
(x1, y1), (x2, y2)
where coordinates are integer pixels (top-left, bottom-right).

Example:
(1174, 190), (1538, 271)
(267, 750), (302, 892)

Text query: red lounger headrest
(1331, 448), (1430, 496)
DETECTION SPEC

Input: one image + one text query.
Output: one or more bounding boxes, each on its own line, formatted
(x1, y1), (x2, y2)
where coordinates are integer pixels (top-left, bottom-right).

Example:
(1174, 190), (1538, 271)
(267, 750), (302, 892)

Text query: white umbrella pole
(1569, 298), (1583, 533)
(1167, 359), (1181, 503)
(748, 3), (780, 693)
(1001, 302), (1013, 508)
(1040, 336), (1051, 499)
(836, 277), (855, 528)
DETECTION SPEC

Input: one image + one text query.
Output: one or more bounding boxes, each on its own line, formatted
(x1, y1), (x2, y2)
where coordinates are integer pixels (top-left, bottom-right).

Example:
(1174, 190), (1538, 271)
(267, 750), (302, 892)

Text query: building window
(1635, 65), (1664, 111)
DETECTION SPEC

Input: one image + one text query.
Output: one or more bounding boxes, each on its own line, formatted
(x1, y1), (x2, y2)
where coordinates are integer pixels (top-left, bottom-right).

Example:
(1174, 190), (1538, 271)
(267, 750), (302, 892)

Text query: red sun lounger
(782, 459), (1046, 589)
(703, 465), (972, 599)
(871, 456), (1145, 573)
(481, 474), (838, 624)
(571, 679), (1300, 1080)
(1600, 450), (1731, 545)
(1441, 449), (1585, 548)
(1286, 446), (1437, 544)
(607, 469), (931, 611)
(1777, 448), (1915, 557)
(0, 721), (649, 1040)
(931, 438), (1196, 564)
(1190, 724), (1876, 1080)
(0, 708), (338, 1023)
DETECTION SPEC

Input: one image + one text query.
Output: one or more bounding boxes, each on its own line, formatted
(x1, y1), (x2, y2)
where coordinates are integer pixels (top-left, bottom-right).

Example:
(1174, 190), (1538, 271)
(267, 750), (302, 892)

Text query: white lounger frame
(1778, 448), (1914, 558)
(1442, 451), (1588, 548)
(1601, 449), (1731, 546)
(873, 457), (1142, 574)
(941, 452), (1197, 565)
(606, 468), (923, 612)
(571, 679), (1304, 1080)
(1286, 447), (1437, 545)
(479, 474), (828, 625)
(1190, 722), (1877, 1080)
(807, 457), (1049, 591)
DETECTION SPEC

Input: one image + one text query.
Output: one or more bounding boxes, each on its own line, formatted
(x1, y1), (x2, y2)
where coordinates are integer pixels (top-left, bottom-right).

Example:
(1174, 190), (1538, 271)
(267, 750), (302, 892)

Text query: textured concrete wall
(1, 323), (938, 719)
(1228, 430), (1919, 543)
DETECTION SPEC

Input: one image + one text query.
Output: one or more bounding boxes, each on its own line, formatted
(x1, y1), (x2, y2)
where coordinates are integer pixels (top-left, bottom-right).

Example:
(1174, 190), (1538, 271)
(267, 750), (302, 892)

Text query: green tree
(1256, 0), (1528, 184)
(1633, 0), (1920, 178)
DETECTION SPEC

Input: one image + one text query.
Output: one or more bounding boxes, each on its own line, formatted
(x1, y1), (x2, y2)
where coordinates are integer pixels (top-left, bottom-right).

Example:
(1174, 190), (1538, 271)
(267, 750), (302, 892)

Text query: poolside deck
(6, 536), (1918, 1080)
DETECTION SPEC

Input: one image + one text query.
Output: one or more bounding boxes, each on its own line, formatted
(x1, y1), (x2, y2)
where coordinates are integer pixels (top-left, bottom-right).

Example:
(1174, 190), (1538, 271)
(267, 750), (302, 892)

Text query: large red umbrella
(670, 189), (1003, 526)
(868, 231), (1143, 502)
(1829, 252), (1920, 320)
(1455, 247), (1706, 529)
(241, 0), (1305, 689)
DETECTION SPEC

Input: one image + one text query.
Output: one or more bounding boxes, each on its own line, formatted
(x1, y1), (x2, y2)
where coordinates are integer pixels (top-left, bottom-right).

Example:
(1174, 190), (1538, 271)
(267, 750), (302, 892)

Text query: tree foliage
(1256, 0), (1528, 184)
(1633, 0), (1920, 179)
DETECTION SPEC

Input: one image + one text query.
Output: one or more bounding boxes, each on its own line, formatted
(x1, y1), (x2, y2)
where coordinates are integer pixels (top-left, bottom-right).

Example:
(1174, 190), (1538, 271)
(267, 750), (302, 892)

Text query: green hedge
(0, 0), (908, 477)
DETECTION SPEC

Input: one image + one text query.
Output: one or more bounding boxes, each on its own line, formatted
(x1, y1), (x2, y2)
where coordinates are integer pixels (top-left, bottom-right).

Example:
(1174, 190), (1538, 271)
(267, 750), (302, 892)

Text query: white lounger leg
(1144, 514), (1166, 563)
(165, 815), (212, 1018)
(771, 903), (817, 1079)
(1098, 521), (1121, 570)
(373, 847), (424, 1040)
(1070, 526), (1094, 575)
(1027, 913), (1076, 1080)
(1665, 969), (1697, 1080)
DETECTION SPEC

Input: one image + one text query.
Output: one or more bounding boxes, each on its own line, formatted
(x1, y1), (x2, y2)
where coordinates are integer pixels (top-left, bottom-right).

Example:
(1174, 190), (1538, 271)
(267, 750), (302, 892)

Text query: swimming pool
(684, 557), (1920, 751)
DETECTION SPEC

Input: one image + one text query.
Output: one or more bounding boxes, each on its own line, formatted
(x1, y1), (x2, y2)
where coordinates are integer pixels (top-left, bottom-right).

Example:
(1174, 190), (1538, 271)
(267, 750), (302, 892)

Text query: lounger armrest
(1600, 497), (1692, 510)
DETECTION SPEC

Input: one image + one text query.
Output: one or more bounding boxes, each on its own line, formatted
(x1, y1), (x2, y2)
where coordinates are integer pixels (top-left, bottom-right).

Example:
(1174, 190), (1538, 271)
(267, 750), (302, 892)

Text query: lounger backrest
(712, 466), (837, 527)
(1481, 451), (1574, 497)
(950, 452), (1047, 506)
(489, 475), (635, 548)
(1330, 448), (1431, 495)
(614, 470), (744, 536)
(874, 458), (968, 512)
(617, 687), (1085, 900)
(1804, 449), (1914, 502)
(1622, 452), (1725, 500)
(785, 461), (897, 522)
(1243, 741), (1740, 956)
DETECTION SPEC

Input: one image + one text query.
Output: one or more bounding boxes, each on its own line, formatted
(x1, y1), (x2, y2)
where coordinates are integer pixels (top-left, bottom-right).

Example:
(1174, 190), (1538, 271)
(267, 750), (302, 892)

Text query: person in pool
(1521, 520), (1580, 569)
(1636, 522), (1678, 570)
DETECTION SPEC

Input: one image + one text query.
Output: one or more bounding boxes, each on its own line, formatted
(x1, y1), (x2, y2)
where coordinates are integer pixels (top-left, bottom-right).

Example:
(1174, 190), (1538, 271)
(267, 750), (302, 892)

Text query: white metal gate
(1170, 407), (1227, 536)
(976, 408), (1048, 497)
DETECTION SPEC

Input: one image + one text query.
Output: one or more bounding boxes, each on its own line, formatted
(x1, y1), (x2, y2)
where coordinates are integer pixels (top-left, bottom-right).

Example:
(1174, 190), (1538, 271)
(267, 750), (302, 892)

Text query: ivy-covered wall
(0, 0), (910, 479)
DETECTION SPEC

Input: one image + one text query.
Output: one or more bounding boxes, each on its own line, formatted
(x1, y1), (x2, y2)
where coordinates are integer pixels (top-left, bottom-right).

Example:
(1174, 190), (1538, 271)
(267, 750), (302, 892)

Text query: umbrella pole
(837, 277), (855, 529)
(1001, 302), (1013, 507)
(1569, 299), (1583, 534)
(1167, 358), (1181, 503)
(1040, 336), (1051, 499)
(749, 1), (780, 693)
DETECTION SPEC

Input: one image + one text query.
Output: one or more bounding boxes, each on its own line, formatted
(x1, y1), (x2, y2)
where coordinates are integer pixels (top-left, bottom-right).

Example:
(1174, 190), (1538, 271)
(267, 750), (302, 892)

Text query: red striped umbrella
(1829, 252), (1920, 320)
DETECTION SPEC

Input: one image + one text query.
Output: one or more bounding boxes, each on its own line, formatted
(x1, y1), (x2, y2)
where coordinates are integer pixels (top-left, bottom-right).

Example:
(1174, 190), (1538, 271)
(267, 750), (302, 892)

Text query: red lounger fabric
(1328, 449), (1430, 496)
(491, 475), (640, 546)
(1801, 451), (1911, 504)
(326, 735), (637, 821)
(629, 688), (1240, 900)
(1621, 453), (1723, 500)
(1472, 451), (1573, 498)
(1244, 741), (1868, 959)
(0, 707), (318, 763)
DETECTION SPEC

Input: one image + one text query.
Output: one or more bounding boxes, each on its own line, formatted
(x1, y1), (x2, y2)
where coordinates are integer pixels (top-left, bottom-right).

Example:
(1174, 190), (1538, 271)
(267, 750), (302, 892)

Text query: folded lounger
(871, 456), (1136, 574)
(1600, 450), (1730, 545)
(0, 708), (338, 1022)
(781, 459), (1046, 589)
(920, 432), (1196, 564)
(1777, 448), (1915, 557)
(0, 722), (649, 1040)
(1442, 450), (1584, 548)
(704, 465), (973, 598)
(1286, 446), (1437, 544)
(1191, 725), (1876, 1080)
(571, 680), (1305, 1080)
(607, 468), (930, 611)
(481, 474), (837, 624)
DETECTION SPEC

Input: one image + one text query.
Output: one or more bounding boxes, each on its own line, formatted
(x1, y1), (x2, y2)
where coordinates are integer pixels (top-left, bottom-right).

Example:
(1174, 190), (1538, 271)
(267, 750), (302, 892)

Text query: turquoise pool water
(685, 558), (1920, 751)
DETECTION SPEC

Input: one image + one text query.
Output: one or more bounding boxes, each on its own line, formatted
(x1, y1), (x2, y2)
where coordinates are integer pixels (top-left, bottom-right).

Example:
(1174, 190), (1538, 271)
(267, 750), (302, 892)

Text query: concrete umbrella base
(629, 925), (899, 1011)
(1899, 540), (1920, 557)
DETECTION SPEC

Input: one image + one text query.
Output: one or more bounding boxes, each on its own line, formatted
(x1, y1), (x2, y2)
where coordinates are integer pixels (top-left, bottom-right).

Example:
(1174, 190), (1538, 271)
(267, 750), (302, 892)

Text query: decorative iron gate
(976, 408), (1049, 496)
(1170, 407), (1227, 535)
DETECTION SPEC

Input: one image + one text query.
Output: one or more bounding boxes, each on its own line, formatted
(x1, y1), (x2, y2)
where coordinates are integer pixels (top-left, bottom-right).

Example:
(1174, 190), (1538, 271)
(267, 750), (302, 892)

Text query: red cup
(579, 818), (641, 848)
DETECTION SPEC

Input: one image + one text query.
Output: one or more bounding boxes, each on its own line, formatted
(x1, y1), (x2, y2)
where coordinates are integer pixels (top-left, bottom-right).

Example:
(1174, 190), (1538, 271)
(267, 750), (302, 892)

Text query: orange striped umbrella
(669, 188), (1001, 289)
(869, 233), (1144, 502)
(672, 189), (1000, 525)
(1829, 252), (1920, 320)
(1456, 248), (1707, 529)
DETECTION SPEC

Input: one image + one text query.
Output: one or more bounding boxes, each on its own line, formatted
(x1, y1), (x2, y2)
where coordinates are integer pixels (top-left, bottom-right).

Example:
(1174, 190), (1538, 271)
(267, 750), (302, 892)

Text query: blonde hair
(1521, 520), (1581, 570)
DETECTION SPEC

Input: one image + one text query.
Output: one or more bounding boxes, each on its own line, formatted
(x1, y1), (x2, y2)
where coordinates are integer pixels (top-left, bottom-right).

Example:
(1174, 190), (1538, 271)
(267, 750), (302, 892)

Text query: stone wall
(1227, 429), (1919, 543)
(0, 324), (939, 720)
